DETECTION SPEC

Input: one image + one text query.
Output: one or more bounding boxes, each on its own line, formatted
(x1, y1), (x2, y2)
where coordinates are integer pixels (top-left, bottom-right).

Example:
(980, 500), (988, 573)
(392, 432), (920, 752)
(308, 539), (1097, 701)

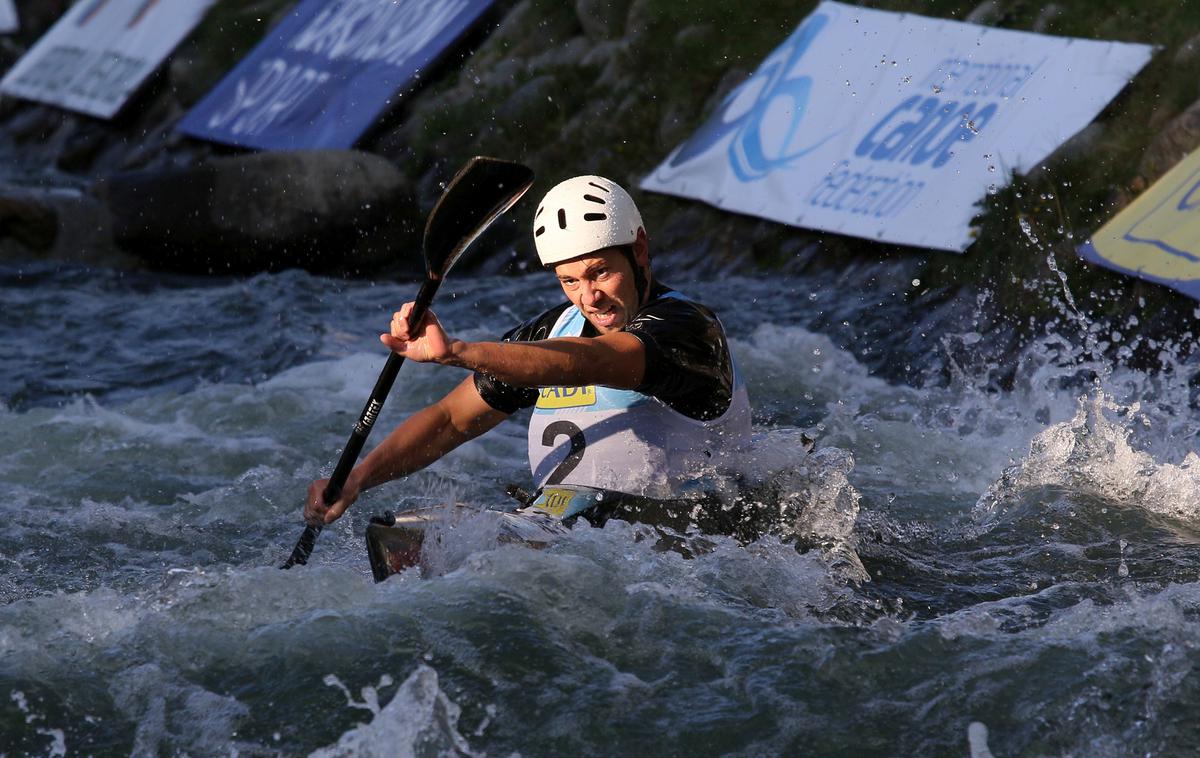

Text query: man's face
(553, 248), (642, 334)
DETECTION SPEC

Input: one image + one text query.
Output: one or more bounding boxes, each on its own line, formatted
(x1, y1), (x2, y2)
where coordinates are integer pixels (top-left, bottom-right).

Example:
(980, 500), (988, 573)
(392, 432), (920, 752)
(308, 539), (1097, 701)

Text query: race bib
(535, 386), (596, 409)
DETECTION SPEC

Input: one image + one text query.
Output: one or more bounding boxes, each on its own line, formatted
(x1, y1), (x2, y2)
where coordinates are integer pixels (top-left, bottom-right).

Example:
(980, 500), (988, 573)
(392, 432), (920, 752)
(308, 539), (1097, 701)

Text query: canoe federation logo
(664, 10), (837, 182)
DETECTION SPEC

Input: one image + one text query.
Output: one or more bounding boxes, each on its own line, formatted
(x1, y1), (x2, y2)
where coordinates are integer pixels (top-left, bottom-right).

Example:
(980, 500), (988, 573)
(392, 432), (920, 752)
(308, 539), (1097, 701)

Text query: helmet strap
(620, 245), (649, 309)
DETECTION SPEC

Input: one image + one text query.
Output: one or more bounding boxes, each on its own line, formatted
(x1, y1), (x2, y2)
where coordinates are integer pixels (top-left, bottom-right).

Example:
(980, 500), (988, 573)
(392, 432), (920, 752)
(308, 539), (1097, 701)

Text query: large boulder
(0, 186), (56, 251)
(92, 150), (422, 275)
(0, 182), (138, 268)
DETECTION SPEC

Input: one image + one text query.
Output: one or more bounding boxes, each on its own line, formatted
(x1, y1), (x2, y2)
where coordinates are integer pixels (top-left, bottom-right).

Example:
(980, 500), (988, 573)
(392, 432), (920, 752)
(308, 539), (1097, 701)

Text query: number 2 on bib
(542, 420), (586, 485)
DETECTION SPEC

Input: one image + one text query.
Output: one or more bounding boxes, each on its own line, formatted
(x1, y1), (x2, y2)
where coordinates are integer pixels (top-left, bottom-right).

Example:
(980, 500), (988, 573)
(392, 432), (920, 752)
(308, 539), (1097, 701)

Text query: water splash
(967, 722), (995, 758)
(311, 667), (480, 757)
(973, 393), (1200, 524)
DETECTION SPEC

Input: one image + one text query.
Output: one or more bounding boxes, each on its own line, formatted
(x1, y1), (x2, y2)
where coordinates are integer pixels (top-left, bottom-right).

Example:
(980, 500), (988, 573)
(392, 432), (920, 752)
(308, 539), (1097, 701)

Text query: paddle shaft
(281, 276), (440, 568)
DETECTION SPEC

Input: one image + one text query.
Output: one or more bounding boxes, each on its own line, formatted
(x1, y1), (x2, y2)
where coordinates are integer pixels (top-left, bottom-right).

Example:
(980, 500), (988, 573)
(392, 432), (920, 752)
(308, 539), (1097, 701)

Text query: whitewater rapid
(2, 261), (1199, 754)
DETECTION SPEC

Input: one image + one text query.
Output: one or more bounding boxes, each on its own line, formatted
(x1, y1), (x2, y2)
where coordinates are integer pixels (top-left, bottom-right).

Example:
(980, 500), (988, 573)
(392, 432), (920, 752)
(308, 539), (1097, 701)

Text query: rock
(965, 1), (1003, 25)
(673, 24), (715, 51)
(93, 150), (420, 275)
(5, 105), (65, 142)
(1174, 31), (1200, 65)
(594, 40), (636, 89)
(1041, 122), (1106, 165)
(702, 67), (753, 117)
(574, 0), (633, 41)
(527, 35), (592, 73)
(1137, 97), (1200, 186)
(497, 74), (560, 125)
(580, 38), (624, 69)
(0, 183), (138, 269)
(657, 101), (694, 151)
(1032, 3), (1065, 34)
(473, 57), (523, 93)
(625, 0), (653, 38)
(0, 186), (57, 250)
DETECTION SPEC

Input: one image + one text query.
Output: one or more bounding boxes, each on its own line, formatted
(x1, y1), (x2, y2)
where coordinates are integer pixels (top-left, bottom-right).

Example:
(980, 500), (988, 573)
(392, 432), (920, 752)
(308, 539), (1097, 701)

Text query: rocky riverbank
(2, 0), (1199, 371)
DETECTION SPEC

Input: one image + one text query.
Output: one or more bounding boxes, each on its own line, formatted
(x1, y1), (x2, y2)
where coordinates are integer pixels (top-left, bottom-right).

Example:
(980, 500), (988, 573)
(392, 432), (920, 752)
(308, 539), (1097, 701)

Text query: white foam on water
(732, 323), (1063, 512)
(9, 690), (69, 756)
(973, 392), (1200, 525)
(418, 504), (506, 579)
(110, 662), (250, 756)
(727, 434), (867, 583)
(967, 721), (995, 758)
(733, 316), (1200, 543)
(311, 666), (479, 758)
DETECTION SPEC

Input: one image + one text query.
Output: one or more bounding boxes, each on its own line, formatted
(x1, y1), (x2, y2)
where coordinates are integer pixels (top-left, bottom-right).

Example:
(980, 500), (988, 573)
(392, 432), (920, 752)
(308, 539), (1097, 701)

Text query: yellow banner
(1080, 148), (1200, 294)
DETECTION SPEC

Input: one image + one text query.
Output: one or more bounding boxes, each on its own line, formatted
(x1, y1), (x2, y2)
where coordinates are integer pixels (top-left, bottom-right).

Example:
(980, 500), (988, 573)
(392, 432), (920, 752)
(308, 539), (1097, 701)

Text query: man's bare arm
(305, 376), (508, 525)
(354, 375), (508, 488)
(443, 333), (644, 389)
(381, 304), (647, 390)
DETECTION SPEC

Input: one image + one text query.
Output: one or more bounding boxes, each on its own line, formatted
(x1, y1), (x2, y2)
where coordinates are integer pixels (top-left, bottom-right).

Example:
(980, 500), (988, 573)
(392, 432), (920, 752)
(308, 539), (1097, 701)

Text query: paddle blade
(423, 157), (535, 279)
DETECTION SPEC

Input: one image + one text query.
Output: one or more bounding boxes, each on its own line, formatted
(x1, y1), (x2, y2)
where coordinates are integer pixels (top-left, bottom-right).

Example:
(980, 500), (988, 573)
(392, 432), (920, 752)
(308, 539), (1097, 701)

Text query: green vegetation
(172, 0), (298, 107)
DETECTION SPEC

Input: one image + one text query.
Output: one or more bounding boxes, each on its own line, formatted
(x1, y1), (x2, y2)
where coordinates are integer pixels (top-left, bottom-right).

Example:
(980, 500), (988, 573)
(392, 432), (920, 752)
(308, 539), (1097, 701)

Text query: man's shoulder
(504, 301), (574, 343)
(627, 285), (723, 333)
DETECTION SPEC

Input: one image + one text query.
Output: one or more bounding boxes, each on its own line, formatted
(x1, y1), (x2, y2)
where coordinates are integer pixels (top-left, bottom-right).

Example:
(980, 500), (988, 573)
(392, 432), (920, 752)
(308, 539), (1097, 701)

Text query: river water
(2, 258), (1199, 756)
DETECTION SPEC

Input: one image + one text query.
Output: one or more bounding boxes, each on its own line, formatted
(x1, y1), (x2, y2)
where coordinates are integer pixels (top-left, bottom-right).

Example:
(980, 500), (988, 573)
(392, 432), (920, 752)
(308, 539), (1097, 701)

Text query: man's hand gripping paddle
(281, 157), (535, 569)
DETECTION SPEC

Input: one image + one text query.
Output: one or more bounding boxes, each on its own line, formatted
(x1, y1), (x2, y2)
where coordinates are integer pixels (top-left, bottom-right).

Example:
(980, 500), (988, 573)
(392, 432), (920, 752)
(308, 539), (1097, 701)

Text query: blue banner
(177, 0), (492, 150)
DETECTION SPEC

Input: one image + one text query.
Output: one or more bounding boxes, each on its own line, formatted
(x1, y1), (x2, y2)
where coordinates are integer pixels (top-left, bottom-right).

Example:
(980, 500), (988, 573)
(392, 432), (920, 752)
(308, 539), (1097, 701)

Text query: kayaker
(305, 175), (752, 530)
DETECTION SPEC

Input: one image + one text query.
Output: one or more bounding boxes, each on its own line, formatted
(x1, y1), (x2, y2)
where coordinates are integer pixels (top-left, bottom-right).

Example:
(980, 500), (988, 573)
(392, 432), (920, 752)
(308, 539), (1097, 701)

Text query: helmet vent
(557, 208), (567, 229)
(584, 213), (607, 221)
(587, 181), (610, 193)
(583, 194), (606, 205)
(535, 226), (546, 237)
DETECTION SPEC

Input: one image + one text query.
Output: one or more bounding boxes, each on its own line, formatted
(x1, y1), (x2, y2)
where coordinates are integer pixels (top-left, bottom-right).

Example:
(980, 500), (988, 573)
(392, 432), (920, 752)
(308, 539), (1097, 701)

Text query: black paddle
(281, 156), (535, 569)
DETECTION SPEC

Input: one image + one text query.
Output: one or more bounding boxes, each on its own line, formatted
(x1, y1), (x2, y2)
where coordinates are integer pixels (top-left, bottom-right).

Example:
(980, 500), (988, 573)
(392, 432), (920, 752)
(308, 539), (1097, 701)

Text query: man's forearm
(442, 335), (645, 389)
(353, 381), (507, 492)
(352, 403), (457, 491)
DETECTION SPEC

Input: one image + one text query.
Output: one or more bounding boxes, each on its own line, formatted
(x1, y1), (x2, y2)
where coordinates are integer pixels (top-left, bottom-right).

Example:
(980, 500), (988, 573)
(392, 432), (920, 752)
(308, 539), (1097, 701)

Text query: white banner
(0, 0), (17, 35)
(642, 1), (1154, 252)
(0, 0), (214, 118)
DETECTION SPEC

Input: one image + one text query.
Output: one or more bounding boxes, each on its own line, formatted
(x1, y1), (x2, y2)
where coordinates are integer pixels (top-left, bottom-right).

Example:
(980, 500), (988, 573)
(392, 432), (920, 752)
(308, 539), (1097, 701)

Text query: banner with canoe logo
(0, 0), (215, 118)
(178, 0), (494, 151)
(642, 1), (1154, 252)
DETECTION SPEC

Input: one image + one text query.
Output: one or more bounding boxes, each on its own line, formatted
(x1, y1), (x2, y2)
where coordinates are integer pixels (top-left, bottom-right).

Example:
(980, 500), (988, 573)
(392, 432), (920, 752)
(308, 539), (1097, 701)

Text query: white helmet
(533, 175), (644, 267)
